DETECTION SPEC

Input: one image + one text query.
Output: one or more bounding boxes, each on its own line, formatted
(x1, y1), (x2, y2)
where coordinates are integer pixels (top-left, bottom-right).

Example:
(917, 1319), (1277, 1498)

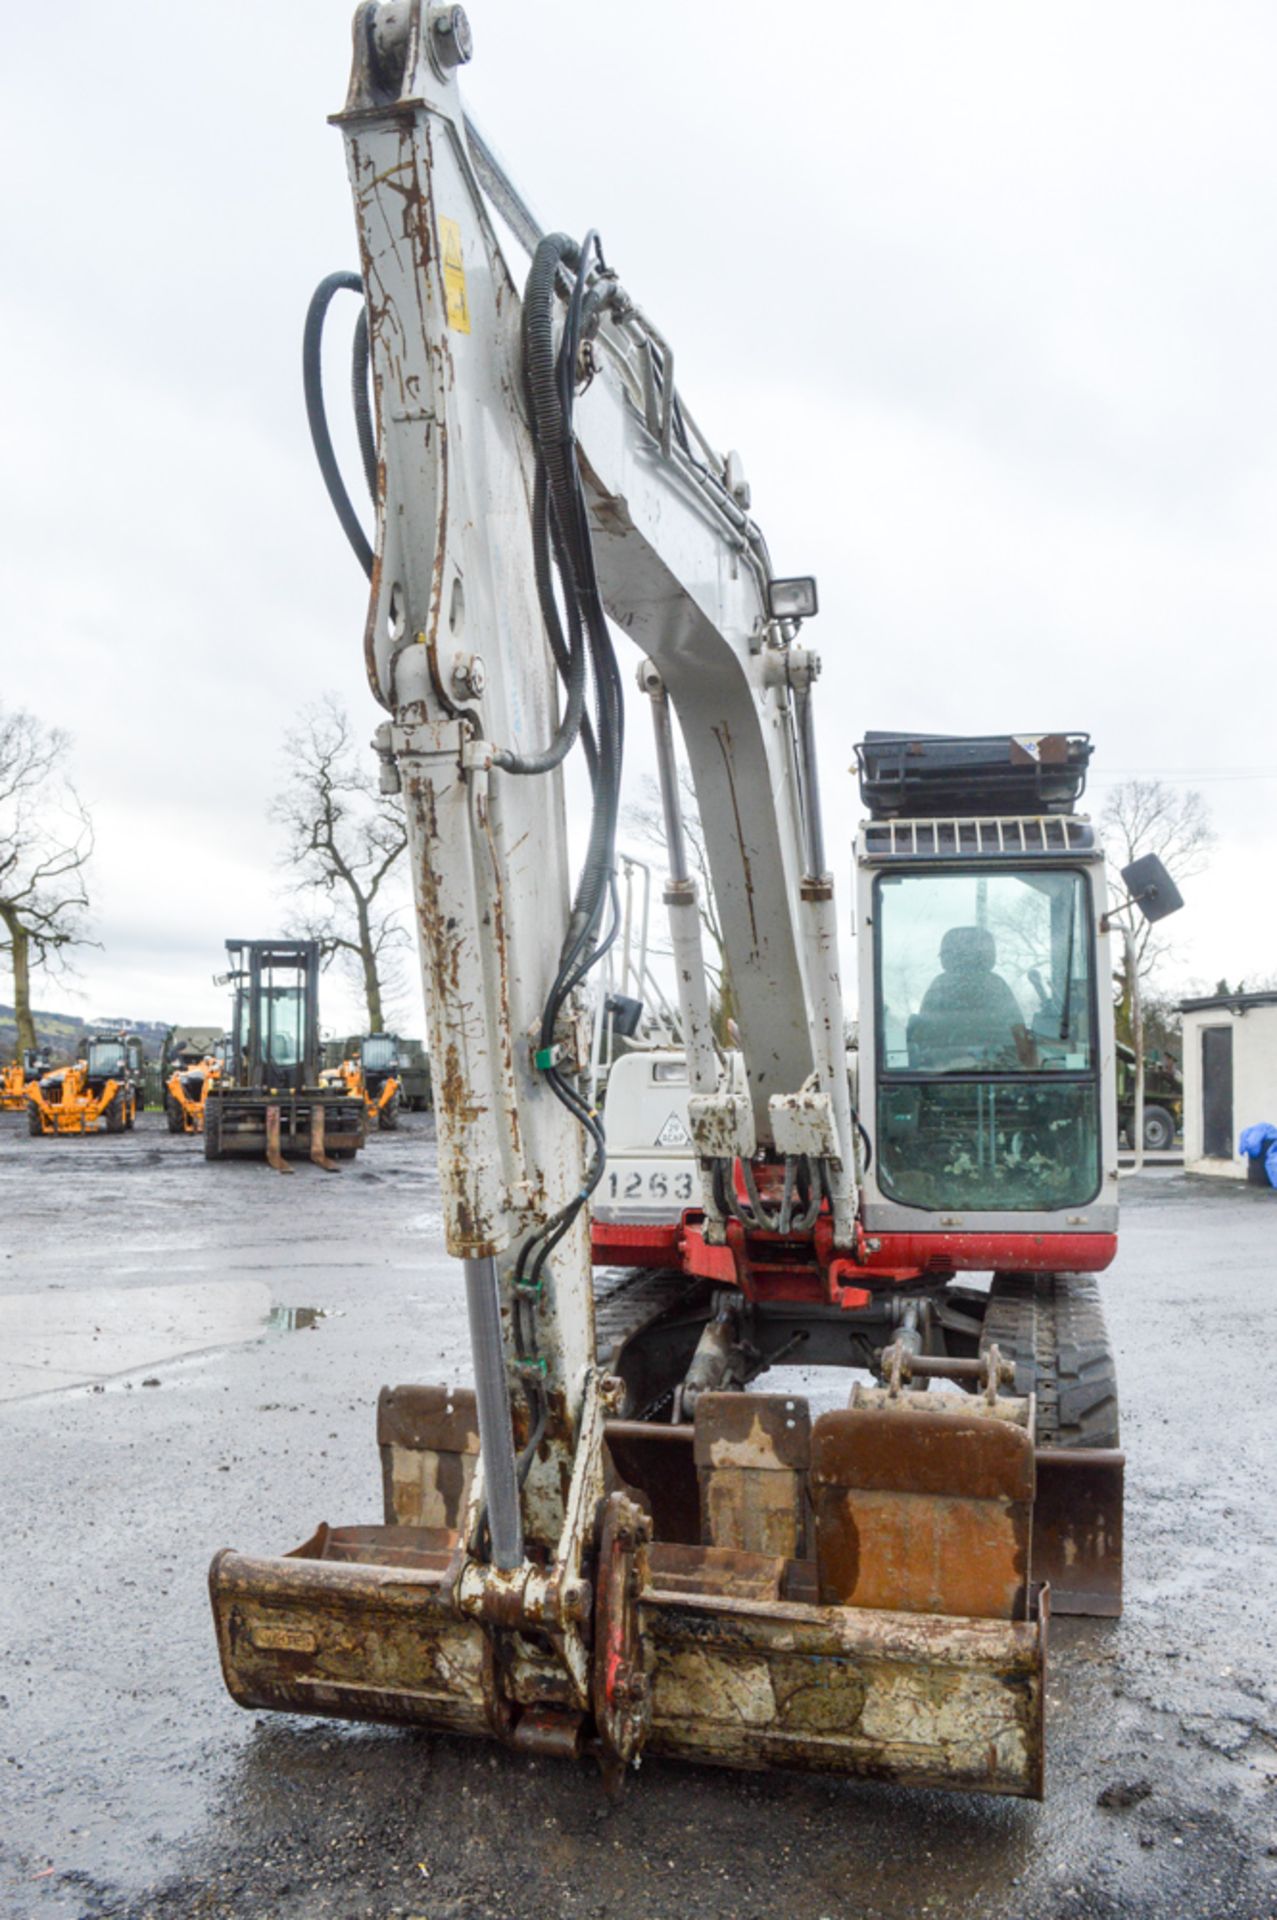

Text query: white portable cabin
(1179, 990), (1277, 1177)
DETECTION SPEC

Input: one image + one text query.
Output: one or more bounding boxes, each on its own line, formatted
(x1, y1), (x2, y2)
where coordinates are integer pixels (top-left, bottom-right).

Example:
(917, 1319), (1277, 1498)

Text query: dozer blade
(265, 1104), (294, 1175)
(1033, 1446), (1124, 1617)
(211, 1381), (1048, 1799)
(309, 1102), (340, 1173)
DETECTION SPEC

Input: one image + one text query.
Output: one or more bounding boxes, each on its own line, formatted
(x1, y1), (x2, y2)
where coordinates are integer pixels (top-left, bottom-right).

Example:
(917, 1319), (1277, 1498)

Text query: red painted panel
(590, 1216), (1118, 1307)
(865, 1231), (1117, 1274)
(590, 1221), (680, 1268)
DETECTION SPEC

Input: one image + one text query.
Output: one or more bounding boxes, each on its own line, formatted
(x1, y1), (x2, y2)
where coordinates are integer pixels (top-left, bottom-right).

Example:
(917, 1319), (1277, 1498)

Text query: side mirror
(604, 992), (644, 1039)
(1120, 853), (1184, 924)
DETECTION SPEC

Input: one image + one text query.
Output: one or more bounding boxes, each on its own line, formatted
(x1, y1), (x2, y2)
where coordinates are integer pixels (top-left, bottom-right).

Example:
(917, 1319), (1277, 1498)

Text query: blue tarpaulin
(1239, 1122), (1277, 1188)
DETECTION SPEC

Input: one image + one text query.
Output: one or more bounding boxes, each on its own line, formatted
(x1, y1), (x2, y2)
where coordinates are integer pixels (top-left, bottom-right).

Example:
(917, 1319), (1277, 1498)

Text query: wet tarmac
(1, 1111), (1274, 1920)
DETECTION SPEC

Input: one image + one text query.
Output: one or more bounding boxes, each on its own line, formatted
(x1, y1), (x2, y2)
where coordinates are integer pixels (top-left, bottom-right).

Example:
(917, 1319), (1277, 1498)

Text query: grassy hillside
(0, 1006), (173, 1065)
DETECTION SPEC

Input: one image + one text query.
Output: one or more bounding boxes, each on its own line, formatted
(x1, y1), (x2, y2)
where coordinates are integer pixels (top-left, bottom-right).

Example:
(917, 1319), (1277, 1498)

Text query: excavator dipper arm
(333, 0), (857, 1550)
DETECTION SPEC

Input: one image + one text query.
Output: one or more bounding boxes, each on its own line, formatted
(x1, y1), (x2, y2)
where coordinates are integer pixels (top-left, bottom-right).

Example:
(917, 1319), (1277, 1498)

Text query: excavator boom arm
(336, 1), (856, 1547)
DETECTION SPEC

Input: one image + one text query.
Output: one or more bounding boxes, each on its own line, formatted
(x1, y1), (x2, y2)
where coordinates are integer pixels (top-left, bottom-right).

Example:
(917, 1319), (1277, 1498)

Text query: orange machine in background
(322, 1033), (401, 1132)
(27, 1034), (144, 1136)
(166, 1053), (225, 1134)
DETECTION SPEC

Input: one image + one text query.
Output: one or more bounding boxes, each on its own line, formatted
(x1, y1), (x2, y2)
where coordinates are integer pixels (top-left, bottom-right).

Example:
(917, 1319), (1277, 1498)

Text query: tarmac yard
(2, 1112), (1275, 1920)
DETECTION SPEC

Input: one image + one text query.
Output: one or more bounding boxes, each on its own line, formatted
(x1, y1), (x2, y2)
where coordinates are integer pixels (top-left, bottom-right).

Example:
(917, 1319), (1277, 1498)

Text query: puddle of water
(266, 1305), (327, 1332)
(0, 1284), (325, 1402)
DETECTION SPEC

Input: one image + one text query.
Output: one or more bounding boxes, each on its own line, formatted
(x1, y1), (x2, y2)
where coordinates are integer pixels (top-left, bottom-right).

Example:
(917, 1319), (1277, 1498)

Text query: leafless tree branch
(0, 706), (95, 1053)
(271, 694), (411, 1030)
(1101, 778), (1214, 1041)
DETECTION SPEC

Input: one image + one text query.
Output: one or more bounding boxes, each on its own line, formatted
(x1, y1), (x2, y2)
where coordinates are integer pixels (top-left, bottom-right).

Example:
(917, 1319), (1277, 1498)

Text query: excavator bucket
(211, 1388), (491, 1732)
(210, 1377), (1047, 1798)
(622, 1391), (1045, 1796)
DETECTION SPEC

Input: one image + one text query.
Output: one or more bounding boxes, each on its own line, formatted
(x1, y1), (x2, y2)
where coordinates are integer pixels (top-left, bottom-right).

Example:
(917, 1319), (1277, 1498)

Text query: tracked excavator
(210, 3), (1180, 1796)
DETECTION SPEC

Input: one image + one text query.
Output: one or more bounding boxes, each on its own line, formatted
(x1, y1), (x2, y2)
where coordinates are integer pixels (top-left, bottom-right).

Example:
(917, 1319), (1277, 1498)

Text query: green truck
(1116, 1041), (1181, 1151)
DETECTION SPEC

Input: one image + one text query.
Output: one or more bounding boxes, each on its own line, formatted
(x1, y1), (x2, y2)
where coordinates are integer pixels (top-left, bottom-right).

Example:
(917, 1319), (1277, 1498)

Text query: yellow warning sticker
(439, 216), (471, 334)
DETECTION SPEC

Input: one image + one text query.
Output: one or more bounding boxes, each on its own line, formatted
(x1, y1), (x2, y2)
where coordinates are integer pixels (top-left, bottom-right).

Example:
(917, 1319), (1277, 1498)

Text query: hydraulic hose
(521, 232), (624, 1018)
(351, 304), (378, 504)
(494, 470), (588, 775)
(303, 271), (374, 580)
(511, 230), (628, 1306)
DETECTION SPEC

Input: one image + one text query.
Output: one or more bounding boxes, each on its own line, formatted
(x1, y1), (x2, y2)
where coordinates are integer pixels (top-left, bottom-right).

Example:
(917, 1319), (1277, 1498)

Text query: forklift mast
(207, 940), (365, 1169)
(223, 940), (323, 1092)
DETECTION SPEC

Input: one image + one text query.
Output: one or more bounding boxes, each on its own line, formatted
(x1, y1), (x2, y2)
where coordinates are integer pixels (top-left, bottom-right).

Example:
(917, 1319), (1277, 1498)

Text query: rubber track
(980, 1273), (1120, 1448)
(593, 1267), (698, 1367)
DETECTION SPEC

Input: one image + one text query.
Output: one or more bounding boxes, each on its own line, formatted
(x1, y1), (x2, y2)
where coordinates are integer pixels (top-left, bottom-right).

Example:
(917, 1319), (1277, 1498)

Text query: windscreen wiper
(1058, 889), (1079, 1043)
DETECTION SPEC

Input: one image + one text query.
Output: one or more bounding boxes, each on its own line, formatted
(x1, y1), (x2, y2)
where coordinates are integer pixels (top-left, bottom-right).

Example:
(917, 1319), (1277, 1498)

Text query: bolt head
(451, 654), (486, 697)
(562, 1580), (591, 1623)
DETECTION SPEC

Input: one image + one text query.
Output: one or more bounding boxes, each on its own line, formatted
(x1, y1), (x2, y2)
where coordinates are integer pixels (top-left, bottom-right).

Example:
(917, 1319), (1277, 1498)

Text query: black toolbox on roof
(854, 732), (1092, 820)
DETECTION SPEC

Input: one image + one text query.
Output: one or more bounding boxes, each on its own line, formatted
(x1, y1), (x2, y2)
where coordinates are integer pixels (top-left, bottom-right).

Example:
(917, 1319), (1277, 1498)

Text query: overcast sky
(2, 0), (1274, 1037)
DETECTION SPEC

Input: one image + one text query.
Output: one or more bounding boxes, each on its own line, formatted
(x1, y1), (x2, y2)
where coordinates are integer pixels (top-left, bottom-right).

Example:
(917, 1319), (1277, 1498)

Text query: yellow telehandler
(28, 1033), (143, 1136)
(321, 1032), (402, 1132)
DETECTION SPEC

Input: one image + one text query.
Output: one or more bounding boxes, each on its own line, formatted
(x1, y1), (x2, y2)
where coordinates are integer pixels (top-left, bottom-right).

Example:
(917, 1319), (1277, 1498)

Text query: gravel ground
(1, 1110), (1275, 1920)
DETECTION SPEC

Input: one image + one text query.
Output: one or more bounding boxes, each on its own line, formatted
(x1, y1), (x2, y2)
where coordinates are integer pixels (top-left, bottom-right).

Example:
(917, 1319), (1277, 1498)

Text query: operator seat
(907, 925), (1024, 1068)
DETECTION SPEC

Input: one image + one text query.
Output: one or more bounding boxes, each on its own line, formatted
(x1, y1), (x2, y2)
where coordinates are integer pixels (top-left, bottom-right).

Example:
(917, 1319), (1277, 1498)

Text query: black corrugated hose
(302, 271), (374, 579)
(511, 230), (626, 1319)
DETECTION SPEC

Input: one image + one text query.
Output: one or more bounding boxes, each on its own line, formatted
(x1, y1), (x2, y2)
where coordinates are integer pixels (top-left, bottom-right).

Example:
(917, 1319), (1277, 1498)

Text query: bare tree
(0, 706), (94, 1055)
(624, 768), (738, 1045)
(1100, 779), (1214, 1044)
(272, 695), (410, 1031)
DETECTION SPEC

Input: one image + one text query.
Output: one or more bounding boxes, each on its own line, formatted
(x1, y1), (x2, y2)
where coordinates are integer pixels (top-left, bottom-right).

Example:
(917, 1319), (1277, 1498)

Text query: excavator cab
(855, 733), (1115, 1227)
(203, 940), (366, 1170)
